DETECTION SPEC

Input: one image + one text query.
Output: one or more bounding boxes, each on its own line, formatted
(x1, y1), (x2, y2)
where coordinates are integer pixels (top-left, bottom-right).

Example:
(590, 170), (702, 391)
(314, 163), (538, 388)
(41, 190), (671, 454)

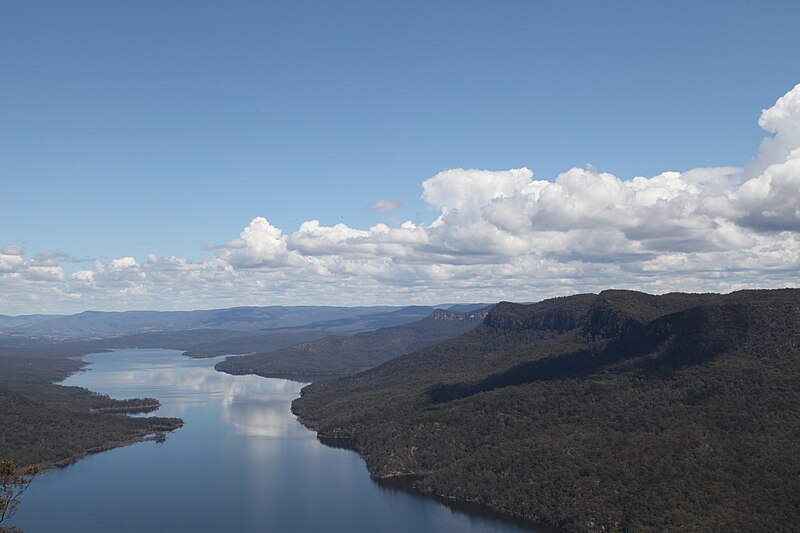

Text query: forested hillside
(216, 308), (488, 379)
(293, 289), (800, 533)
(0, 305), (439, 339)
(0, 350), (182, 468)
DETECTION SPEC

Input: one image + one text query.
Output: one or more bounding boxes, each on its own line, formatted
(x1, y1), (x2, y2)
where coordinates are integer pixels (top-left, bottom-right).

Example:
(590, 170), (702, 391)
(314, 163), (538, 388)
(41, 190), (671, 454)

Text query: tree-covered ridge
(216, 308), (488, 379)
(293, 289), (800, 533)
(0, 353), (182, 468)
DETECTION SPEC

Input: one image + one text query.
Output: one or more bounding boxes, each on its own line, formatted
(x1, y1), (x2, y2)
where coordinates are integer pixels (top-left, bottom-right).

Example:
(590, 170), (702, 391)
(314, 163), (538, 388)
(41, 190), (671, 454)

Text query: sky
(1, 0), (799, 314)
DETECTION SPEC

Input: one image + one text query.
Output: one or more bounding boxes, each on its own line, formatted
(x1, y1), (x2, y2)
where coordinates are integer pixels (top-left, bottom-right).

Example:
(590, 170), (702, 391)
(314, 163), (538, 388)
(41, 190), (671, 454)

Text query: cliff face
(428, 308), (489, 322)
(293, 289), (800, 533)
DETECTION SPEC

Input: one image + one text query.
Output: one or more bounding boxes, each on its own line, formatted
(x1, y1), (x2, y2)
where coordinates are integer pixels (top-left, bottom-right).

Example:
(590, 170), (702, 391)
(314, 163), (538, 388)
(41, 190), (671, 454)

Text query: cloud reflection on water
(63, 349), (310, 439)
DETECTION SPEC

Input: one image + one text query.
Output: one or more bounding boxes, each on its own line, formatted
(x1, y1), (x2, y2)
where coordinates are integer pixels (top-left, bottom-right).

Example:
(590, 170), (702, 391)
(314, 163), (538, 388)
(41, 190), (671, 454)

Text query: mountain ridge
(215, 307), (490, 379)
(293, 288), (800, 532)
(0, 305), (479, 340)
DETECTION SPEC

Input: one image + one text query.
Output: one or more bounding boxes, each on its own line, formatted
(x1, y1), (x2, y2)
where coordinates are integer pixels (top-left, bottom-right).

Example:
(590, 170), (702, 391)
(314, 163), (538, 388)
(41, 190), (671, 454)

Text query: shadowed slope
(216, 308), (489, 379)
(293, 289), (800, 533)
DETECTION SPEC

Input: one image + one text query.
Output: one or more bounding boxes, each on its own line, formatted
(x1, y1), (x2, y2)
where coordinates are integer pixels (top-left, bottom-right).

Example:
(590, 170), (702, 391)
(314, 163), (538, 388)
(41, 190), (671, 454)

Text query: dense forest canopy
(293, 289), (800, 533)
(0, 351), (182, 468)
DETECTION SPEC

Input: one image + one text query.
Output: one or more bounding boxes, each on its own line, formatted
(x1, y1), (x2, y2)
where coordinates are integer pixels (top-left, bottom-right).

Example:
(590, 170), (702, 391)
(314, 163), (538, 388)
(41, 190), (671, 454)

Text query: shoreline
(24, 424), (183, 473)
(16, 347), (557, 531)
(215, 365), (347, 384)
(17, 353), (184, 471)
(88, 402), (160, 414)
(291, 410), (562, 533)
(18, 347), (555, 530)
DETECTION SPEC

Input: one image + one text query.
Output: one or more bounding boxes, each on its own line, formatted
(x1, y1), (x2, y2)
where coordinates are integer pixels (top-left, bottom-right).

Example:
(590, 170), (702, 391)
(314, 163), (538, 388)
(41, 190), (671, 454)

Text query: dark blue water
(11, 349), (549, 533)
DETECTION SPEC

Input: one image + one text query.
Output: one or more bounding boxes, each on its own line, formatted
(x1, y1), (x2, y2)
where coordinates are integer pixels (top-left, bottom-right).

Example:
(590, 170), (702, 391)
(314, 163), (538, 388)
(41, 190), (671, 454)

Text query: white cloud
(73, 270), (95, 283)
(733, 83), (800, 231)
(110, 257), (137, 269)
(746, 83), (800, 177)
(367, 199), (404, 212)
(25, 266), (65, 282)
(0, 254), (24, 273)
(218, 217), (306, 269)
(1, 245), (25, 256)
(734, 147), (800, 231)
(1, 84), (799, 314)
(33, 250), (84, 265)
(0, 245), (26, 274)
(422, 167), (535, 219)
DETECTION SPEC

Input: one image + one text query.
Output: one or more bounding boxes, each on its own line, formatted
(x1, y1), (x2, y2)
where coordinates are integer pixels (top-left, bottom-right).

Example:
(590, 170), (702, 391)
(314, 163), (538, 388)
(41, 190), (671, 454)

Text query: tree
(0, 460), (38, 527)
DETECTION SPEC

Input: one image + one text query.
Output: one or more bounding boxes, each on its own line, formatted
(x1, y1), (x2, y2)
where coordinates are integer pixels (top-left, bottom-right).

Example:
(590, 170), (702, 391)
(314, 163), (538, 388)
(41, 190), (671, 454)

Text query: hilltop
(293, 289), (800, 532)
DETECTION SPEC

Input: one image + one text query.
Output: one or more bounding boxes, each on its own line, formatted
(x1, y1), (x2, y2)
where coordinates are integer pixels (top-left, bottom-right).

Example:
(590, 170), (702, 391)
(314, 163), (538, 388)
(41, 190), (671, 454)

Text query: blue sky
(1, 1), (799, 313)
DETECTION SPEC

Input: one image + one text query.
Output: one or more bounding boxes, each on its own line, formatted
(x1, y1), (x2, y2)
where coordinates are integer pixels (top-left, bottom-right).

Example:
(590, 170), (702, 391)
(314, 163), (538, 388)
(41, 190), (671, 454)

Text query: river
(10, 348), (552, 532)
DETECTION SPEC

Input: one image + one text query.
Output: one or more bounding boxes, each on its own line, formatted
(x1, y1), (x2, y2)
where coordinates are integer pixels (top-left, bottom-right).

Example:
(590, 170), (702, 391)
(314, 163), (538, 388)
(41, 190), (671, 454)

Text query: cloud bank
(2, 84), (799, 313)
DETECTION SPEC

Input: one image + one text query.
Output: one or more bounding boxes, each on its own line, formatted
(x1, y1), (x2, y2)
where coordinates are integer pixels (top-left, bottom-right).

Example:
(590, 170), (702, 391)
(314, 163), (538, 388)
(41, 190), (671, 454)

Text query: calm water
(11, 349), (548, 533)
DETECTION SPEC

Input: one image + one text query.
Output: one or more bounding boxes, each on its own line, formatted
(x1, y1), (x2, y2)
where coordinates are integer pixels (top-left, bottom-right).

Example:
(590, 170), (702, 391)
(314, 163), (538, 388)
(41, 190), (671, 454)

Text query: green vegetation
(0, 460), (37, 529)
(216, 309), (487, 379)
(0, 307), (479, 469)
(293, 289), (800, 533)
(0, 351), (182, 468)
(182, 329), (332, 358)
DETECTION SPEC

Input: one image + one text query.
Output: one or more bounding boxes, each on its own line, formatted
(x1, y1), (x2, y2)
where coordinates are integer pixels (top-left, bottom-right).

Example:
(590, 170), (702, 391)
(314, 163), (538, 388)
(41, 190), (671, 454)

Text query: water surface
(12, 348), (548, 532)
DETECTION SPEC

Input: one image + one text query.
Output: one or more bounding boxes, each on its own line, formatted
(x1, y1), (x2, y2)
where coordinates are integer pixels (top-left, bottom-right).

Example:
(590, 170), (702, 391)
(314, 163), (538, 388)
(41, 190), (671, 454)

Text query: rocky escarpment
(429, 308), (490, 322)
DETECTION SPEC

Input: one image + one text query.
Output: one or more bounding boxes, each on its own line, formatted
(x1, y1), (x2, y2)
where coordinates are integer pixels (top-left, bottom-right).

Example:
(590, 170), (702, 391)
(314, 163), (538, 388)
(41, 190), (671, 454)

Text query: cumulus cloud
(1, 84), (799, 313)
(218, 217), (307, 269)
(734, 83), (800, 231)
(367, 198), (403, 212)
(734, 147), (800, 231)
(25, 266), (65, 282)
(746, 83), (800, 177)
(110, 257), (137, 269)
(72, 270), (95, 283)
(0, 249), (25, 273)
(423, 167), (534, 219)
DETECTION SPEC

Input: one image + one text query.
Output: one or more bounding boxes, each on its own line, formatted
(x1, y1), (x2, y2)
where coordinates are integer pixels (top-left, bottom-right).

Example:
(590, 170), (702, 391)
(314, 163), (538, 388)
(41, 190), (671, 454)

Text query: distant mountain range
(0, 314), (64, 329)
(0, 304), (487, 340)
(0, 302), (491, 474)
(293, 289), (800, 532)
(215, 307), (490, 378)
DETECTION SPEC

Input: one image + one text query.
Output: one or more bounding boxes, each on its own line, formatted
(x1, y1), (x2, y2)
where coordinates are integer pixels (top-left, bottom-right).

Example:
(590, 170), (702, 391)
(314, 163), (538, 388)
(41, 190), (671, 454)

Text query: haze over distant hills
(0, 304), (492, 378)
(215, 307), (490, 378)
(0, 314), (64, 329)
(0, 304), (485, 340)
(0, 302), (491, 475)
